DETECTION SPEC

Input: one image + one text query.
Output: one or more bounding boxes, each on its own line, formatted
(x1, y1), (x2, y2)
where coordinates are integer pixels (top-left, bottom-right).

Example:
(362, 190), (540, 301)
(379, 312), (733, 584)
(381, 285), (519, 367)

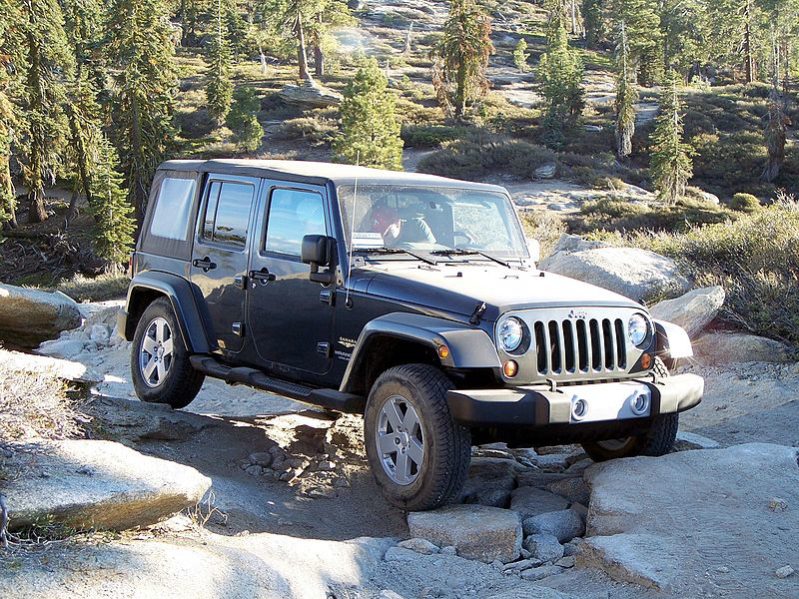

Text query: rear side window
(201, 181), (254, 248)
(264, 189), (326, 257)
(149, 177), (197, 241)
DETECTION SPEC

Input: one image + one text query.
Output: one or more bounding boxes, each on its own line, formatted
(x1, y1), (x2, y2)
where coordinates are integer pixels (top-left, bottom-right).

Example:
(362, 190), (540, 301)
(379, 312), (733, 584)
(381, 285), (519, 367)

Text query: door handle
(192, 256), (217, 272)
(249, 268), (276, 286)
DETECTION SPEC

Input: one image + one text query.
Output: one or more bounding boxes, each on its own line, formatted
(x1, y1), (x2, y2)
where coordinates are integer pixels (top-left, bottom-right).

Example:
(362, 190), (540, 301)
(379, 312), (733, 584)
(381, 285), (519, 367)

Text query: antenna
(344, 152), (360, 308)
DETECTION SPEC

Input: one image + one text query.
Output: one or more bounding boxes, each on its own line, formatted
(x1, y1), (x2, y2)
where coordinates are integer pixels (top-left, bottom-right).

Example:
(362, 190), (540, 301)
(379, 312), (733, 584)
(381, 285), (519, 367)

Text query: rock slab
(0, 283), (82, 348)
(407, 504), (522, 563)
(510, 486), (569, 520)
(540, 246), (690, 303)
(692, 332), (794, 364)
(582, 443), (799, 595)
(649, 285), (725, 338)
(5, 440), (212, 531)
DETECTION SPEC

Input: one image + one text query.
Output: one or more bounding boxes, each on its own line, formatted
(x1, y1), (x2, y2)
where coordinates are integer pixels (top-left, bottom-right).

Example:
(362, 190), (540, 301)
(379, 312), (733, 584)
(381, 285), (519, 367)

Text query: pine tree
(435, 0), (494, 119)
(582, 0), (608, 48)
(538, 15), (584, 141)
(650, 72), (693, 204)
(615, 21), (638, 158)
(0, 0), (21, 227)
(609, 0), (663, 85)
(106, 0), (177, 225)
(332, 58), (403, 170)
(89, 136), (136, 268)
(514, 38), (530, 72)
(226, 86), (264, 152)
(206, 0), (233, 124)
(16, 0), (75, 223)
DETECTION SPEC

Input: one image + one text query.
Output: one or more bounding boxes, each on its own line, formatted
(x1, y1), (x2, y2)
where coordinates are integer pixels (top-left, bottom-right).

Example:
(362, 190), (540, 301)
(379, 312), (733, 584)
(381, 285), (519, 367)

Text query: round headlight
(498, 317), (525, 352)
(628, 313), (650, 347)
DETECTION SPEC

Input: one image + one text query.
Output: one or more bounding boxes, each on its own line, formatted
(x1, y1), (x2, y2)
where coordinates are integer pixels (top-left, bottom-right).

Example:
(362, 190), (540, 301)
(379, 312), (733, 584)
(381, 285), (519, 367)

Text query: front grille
(533, 317), (627, 376)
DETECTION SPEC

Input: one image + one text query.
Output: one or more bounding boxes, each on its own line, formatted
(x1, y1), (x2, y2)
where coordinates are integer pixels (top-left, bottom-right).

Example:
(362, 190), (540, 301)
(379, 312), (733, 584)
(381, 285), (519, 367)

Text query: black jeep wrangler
(119, 159), (703, 511)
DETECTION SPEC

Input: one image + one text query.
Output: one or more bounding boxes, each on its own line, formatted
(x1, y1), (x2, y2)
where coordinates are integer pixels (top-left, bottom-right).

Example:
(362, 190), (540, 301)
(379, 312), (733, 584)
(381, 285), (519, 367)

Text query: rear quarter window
(149, 177), (197, 241)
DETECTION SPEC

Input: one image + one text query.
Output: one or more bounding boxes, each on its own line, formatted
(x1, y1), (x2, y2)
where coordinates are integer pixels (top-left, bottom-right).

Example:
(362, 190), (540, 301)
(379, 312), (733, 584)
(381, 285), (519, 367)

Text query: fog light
(502, 360), (518, 378)
(630, 392), (650, 415)
(572, 398), (588, 420)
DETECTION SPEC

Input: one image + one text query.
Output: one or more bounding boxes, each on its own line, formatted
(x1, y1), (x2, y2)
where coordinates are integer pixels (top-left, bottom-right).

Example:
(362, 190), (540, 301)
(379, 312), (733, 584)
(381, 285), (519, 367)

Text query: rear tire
(581, 357), (678, 461)
(364, 364), (471, 511)
(131, 297), (204, 409)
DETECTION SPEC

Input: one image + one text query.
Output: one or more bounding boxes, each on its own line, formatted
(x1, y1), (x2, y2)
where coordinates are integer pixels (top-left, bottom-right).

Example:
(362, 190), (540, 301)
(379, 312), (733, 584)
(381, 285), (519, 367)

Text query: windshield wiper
(430, 248), (513, 268)
(355, 246), (439, 265)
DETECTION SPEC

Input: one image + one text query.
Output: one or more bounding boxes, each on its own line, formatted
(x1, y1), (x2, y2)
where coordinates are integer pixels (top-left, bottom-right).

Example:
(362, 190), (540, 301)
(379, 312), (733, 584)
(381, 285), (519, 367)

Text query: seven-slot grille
(532, 317), (627, 376)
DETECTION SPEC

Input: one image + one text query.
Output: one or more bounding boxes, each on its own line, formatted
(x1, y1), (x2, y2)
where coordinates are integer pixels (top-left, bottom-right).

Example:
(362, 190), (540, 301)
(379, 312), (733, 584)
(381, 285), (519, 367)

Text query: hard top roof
(157, 159), (507, 194)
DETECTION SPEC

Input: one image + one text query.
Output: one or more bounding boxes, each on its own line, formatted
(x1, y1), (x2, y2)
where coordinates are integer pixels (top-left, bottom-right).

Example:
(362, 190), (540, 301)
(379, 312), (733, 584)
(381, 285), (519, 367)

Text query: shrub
(273, 116), (338, 145)
(521, 210), (566, 259)
(417, 136), (555, 181)
(730, 192), (761, 212)
(226, 87), (264, 152)
(401, 125), (470, 148)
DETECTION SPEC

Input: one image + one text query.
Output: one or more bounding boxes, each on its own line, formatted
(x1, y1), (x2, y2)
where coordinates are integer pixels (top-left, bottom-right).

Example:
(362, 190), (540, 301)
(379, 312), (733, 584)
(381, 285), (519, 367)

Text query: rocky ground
(1, 284), (798, 598)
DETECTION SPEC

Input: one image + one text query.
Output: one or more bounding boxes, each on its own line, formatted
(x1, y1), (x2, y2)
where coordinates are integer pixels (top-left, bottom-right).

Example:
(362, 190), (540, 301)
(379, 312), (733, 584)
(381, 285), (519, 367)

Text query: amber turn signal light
(437, 345), (450, 360)
(503, 360), (518, 378)
(641, 353), (652, 370)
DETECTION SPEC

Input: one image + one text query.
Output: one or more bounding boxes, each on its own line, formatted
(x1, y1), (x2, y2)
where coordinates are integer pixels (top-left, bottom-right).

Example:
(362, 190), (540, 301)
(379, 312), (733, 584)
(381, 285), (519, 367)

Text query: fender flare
(654, 319), (694, 360)
(123, 271), (212, 354)
(340, 312), (501, 394)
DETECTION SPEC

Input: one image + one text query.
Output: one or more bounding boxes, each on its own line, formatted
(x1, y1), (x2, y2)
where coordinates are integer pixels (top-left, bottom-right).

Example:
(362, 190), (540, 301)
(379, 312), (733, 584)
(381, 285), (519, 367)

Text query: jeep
(119, 159), (703, 511)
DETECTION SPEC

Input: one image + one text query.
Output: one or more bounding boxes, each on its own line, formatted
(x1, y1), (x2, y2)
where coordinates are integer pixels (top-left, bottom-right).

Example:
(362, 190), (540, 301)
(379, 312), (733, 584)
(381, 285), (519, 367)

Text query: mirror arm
(309, 262), (334, 285)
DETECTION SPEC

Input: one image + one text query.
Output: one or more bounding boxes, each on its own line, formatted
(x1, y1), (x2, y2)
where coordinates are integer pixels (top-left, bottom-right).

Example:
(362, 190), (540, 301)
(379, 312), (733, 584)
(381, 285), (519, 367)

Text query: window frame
(259, 185), (330, 262)
(195, 175), (258, 253)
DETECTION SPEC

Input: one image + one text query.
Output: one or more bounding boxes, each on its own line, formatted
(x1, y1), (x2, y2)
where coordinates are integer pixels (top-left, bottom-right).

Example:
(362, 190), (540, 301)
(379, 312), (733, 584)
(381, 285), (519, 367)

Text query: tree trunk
(258, 42), (268, 75)
(130, 92), (145, 227)
(404, 22), (414, 54)
(295, 15), (312, 82)
(455, 61), (468, 119)
(313, 14), (325, 77)
(744, 0), (754, 83)
(24, 4), (47, 224)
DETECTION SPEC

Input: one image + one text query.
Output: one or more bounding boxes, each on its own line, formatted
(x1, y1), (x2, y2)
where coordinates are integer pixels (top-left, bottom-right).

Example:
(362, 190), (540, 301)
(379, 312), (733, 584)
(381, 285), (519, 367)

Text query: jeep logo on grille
(568, 309), (587, 320)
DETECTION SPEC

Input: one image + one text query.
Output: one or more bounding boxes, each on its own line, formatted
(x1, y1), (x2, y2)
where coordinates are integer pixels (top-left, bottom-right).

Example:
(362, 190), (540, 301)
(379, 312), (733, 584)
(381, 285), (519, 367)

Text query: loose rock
(519, 565), (563, 581)
(459, 457), (520, 508)
(522, 509), (585, 543)
(775, 565), (794, 579)
(693, 332), (794, 364)
(0, 283), (82, 348)
(522, 533), (564, 562)
(407, 504), (522, 563)
(547, 477), (590, 505)
(510, 487), (569, 520)
(398, 538), (440, 555)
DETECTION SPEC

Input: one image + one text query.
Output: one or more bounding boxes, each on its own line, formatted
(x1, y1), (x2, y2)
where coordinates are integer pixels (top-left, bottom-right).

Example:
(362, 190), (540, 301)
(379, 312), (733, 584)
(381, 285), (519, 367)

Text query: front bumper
(446, 373), (703, 427)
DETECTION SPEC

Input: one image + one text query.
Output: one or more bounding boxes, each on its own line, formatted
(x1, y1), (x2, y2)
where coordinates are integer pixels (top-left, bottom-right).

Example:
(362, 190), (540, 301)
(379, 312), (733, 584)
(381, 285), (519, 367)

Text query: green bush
(401, 125), (470, 148)
(273, 116), (338, 145)
(226, 87), (264, 152)
(730, 192), (761, 212)
(417, 136), (556, 181)
(630, 204), (799, 346)
(521, 210), (566, 259)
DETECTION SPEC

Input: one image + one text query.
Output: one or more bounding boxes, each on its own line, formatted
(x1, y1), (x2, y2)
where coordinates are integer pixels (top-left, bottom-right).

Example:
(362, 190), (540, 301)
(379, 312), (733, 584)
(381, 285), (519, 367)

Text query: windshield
(337, 185), (528, 261)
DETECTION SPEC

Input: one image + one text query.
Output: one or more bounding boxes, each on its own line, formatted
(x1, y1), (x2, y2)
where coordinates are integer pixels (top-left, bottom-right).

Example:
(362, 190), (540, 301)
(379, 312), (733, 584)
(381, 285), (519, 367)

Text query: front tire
(131, 297), (204, 409)
(581, 357), (678, 461)
(364, 364), (471, 511)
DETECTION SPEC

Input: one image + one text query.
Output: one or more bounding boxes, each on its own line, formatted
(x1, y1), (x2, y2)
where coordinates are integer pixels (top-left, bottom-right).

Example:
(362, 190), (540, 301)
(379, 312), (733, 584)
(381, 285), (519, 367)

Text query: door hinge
(319, 289), (334, 306)
(234, 275), (247, 290)
(232, 322), (245, 336)
(316, 342), (331, 357)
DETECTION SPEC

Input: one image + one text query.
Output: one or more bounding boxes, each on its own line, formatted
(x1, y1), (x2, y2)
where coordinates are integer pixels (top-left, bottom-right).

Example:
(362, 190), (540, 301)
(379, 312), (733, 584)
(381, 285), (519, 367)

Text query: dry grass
(0, 361), (80, 443)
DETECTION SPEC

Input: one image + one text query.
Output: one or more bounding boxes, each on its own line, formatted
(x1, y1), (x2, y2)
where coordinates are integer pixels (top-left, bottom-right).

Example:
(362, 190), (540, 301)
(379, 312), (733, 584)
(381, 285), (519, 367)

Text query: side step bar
(189, 355), (364, 414)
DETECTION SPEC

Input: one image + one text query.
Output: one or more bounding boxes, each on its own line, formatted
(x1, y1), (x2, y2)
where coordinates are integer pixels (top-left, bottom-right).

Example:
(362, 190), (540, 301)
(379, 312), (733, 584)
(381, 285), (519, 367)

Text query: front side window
(264, 189), (327, 257)
(201, 181), (253, 247)
(150, 176), (197, 240)
(337, 185), (528, 260)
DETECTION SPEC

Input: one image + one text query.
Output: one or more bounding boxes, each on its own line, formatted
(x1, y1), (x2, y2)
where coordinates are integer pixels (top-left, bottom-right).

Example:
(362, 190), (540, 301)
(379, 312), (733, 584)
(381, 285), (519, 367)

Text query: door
(191, 175), (259, 355)
(246, 183), (334, 378)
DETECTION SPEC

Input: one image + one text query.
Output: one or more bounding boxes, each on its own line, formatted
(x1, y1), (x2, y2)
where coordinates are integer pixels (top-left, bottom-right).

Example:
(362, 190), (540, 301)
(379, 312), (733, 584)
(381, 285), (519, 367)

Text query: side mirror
(301, 235), (335, 284)
(526, 238), (541, 264)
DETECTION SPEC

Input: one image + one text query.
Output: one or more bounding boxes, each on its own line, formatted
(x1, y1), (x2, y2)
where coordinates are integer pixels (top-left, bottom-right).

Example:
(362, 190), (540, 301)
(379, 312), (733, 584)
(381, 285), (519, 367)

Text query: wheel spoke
(142, 335), (157, 355)
(378, 433), (399, 454)
(155, 319), (166, 343)
(156, 360), (166, 383)
(162, 337), (174, 357)
(385, 400), (404, 431)
(143, 358), (157, 380)
(402, 405), (419, 432)
(395, 451), (411, 483)
(407, 438), (424, 465)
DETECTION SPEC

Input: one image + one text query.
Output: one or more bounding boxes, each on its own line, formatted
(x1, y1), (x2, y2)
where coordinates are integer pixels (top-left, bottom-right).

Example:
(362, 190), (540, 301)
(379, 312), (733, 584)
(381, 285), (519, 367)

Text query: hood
(358, 260), (642, 321)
